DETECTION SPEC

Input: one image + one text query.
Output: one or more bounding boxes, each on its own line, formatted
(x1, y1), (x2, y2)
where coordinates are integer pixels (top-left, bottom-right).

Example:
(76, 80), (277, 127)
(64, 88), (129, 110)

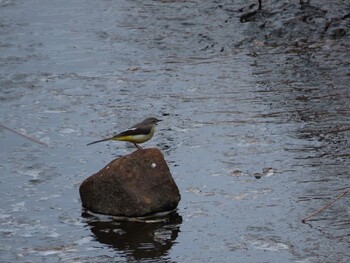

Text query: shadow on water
(82, 210), (182, 261)
(246, 6), (350, 245)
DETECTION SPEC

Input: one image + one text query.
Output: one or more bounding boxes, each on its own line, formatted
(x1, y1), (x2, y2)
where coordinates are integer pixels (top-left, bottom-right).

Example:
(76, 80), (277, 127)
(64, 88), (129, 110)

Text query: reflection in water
(82, 210), (182, 261)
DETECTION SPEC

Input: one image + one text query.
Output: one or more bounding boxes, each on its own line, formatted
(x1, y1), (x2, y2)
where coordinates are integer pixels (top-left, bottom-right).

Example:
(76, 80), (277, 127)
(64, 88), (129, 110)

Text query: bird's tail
(86, 137), (113, 146)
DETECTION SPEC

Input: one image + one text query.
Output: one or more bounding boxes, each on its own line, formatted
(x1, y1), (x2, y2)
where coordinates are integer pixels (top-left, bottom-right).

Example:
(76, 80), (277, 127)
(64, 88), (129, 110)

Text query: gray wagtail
(87, 117), (162, 149)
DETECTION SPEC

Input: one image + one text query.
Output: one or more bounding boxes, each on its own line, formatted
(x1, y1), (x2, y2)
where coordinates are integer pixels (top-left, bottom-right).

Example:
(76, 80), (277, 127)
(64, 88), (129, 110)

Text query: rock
(79, 148), (181, 217)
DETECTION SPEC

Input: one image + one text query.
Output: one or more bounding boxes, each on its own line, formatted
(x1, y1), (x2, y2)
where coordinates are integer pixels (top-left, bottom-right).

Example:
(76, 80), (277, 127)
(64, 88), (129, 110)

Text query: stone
(79, 148), (181, 217)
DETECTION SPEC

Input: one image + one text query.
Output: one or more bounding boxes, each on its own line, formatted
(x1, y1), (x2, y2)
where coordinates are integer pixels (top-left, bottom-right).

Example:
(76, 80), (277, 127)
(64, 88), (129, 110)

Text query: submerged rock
(79, 148), (181, 217)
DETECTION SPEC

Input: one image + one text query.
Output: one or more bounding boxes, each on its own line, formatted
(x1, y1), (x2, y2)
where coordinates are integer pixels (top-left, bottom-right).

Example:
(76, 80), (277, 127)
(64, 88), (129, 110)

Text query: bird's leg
(133, 143), (143, 150)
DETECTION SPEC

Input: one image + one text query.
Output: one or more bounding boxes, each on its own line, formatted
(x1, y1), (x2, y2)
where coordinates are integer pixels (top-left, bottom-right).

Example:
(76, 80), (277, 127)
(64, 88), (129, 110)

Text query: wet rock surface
(80, 148), (180, 217)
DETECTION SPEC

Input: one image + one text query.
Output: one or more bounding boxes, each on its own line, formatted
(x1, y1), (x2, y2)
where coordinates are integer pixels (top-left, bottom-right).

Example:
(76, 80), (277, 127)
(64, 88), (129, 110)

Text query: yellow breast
(114, 125), (155, 144)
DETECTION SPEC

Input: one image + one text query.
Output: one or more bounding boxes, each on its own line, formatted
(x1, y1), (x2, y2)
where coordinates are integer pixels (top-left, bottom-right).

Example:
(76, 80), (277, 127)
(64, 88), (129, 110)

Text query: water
(1, 0), (349, 262)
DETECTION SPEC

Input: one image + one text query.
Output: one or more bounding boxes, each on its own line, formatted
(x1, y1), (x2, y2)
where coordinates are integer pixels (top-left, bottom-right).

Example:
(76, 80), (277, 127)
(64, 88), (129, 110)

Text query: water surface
(0, 0), (349, 262)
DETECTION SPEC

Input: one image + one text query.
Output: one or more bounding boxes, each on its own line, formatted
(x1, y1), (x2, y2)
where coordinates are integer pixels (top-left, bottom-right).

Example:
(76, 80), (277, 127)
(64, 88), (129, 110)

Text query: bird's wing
(87, 124), (152, 145)
(113, 126), (151, 138)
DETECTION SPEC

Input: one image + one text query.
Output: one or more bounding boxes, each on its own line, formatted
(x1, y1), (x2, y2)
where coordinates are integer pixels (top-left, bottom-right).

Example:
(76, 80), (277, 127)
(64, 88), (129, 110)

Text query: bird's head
(145, 117), (162, 125)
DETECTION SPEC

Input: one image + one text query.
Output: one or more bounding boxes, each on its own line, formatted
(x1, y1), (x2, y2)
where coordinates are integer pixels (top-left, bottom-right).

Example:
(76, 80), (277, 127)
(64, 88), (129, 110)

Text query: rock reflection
(82, 211), (182, 261)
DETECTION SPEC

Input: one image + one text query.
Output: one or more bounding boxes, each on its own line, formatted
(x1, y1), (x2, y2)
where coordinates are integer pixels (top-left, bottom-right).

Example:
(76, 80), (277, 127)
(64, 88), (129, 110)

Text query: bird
(87, 117), (162, 149)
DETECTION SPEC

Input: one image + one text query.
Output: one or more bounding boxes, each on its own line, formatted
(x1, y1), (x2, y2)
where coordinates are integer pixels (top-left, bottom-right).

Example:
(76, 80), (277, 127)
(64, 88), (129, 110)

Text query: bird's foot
(134, 143), (143, 150)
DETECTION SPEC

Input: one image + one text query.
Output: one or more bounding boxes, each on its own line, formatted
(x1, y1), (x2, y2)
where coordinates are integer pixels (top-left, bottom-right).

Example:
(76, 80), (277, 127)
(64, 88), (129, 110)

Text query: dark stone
(79, 148), (181, 217)
(332, 28), (346, 39)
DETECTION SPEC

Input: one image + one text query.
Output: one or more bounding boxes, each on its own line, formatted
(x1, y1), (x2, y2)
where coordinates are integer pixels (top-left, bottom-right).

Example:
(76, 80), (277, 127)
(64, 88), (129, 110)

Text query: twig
(302, 188), (350, 223)
(0, 122), (48, 146)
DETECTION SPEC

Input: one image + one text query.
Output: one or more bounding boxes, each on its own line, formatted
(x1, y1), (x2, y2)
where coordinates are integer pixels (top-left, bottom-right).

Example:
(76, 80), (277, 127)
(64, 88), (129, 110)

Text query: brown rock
(79, 148), (181, 217)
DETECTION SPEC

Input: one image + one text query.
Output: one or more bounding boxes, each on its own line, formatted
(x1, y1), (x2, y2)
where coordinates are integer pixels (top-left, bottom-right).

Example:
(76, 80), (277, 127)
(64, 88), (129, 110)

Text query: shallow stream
(1, 0), (349, 262)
